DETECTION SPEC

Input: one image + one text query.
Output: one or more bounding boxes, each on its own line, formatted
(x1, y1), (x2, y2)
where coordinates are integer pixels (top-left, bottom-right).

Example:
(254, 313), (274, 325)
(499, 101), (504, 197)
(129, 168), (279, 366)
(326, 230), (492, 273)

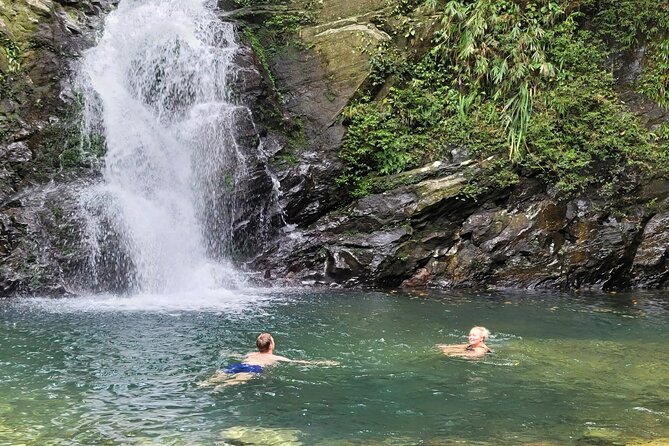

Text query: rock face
(254, 156), (669, 289)
(2, 0), (669, 295)
(249, 0), (392, 227)
(239, 0), (669, 290)
(0, 0), (120, 295)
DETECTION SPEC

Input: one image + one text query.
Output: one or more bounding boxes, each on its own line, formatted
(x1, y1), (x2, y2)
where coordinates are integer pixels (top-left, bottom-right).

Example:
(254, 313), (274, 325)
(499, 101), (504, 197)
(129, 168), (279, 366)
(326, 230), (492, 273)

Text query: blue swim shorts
(223, 363), (263, 374)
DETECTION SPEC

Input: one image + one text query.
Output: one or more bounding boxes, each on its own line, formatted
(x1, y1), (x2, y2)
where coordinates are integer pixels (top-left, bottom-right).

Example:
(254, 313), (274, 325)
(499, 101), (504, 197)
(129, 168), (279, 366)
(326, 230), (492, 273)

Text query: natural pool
(1, 289), (668, 445)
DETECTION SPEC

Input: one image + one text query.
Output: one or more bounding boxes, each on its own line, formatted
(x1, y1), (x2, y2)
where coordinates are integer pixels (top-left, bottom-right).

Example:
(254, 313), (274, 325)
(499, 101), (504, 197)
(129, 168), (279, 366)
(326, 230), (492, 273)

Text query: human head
(468, 326), (490, 344)
(256, 332), (274, 352)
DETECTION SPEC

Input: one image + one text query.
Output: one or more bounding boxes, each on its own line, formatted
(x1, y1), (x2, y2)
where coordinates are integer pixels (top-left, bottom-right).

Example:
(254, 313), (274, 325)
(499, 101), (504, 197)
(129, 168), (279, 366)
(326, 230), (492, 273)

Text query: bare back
(243, 352), (291, 367)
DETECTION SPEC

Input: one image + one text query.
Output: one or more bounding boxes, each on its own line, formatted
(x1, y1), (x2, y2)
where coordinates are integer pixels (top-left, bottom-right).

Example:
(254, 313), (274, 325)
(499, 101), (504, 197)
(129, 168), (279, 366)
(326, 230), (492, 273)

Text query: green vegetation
(234, 1), (317, 169)
(588, 0), (669, 108)
(339, 0), (669, 199)
(33, 98), (107, 176)
(0, 34), (22, 129)
(37, 122), (106, 173)
(640, 38), (669, 108)
(0, 35), (21, 76)
(242, 11), (314, 56)
(244, 28), (276, 88)
(431, 0), (560, 161)
(229, 0), (315, 44)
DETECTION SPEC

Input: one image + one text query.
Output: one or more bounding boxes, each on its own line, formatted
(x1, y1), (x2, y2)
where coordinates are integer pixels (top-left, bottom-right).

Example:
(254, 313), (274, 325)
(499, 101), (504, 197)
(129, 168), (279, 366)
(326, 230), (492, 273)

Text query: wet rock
(0, 142), (32, 163)
(576, 427), (626, 445)
(324, 248), (367, 282)
(254, 0), (392, 227)
(0, 181), (95, 296)
(0, 0), (116, 296)
(4, 0), (669, 294)
(220, 426), (304, 446)
(253, 161), (476, 287)
(461, 210), (510, 245)
(630, 211), (669, 287)
(401, 267), (430, 287)
(254, 153), (669, 290)
(277, 151), (345, 226)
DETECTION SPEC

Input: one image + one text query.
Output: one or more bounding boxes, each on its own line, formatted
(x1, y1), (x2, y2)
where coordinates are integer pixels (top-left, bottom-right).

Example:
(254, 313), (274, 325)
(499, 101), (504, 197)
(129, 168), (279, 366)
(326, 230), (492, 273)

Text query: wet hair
(470, 326), (490, 341)
(256, 332), (274, 352)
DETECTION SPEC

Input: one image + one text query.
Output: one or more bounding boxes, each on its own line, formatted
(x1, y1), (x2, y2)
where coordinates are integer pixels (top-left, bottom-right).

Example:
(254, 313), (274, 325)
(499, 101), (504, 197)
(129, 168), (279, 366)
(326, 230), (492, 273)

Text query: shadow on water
(1, 289), (668, 445)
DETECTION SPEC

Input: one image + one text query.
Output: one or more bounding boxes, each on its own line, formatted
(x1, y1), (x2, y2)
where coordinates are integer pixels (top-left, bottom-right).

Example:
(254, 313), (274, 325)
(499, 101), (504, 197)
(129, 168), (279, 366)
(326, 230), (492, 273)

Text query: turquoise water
(1, 289), (668, 445)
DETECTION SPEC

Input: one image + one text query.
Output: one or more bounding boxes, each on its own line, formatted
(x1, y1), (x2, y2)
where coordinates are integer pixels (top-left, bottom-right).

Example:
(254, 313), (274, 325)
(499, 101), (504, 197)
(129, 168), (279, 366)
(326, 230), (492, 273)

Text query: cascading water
(76, 0), (270, 295)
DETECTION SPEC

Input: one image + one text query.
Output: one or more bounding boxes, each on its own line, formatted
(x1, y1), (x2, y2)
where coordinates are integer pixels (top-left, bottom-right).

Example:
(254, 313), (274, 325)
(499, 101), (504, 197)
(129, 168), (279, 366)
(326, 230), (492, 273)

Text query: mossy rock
(220, 426), (304, 445)
(414, 171), (468, 212)
(577, 427), (626, 445)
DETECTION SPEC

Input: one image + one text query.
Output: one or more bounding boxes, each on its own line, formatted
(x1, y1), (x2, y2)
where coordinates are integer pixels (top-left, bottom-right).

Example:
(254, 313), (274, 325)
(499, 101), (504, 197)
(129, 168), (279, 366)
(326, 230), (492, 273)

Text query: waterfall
(76, 0), (265, 294)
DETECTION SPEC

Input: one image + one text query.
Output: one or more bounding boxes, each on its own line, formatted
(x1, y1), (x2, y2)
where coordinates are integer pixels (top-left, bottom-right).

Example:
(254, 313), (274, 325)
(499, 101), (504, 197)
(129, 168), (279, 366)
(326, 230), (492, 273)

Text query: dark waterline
(1, 289), (668, 445)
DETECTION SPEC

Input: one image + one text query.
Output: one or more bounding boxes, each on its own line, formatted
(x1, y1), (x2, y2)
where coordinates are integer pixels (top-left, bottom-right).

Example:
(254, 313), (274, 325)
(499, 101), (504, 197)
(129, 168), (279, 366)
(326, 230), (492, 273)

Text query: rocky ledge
(253, 156), (669, 290)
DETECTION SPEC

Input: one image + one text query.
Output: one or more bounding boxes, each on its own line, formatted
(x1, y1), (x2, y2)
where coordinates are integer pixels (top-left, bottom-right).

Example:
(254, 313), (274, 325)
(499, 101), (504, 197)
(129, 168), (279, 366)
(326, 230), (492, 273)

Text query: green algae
(220, 426), (304, 445)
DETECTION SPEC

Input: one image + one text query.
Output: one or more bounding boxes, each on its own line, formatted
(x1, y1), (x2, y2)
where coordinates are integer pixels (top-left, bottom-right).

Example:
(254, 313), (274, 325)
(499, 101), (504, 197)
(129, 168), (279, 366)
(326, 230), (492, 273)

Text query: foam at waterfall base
(21, 287), (273, 313)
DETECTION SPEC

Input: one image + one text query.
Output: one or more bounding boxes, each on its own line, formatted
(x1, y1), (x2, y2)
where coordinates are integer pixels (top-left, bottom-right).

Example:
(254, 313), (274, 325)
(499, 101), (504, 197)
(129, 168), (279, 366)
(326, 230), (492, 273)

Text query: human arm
(445, 350), (485, 358)
(441, 344), (490, 358)
(437, 343), (468, 355)
(288, 359), (338, 365)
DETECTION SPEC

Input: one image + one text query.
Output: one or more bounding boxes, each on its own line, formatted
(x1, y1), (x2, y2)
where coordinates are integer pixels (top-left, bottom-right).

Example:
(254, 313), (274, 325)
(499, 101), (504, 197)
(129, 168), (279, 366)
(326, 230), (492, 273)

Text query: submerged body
(222, 363), (264, 374)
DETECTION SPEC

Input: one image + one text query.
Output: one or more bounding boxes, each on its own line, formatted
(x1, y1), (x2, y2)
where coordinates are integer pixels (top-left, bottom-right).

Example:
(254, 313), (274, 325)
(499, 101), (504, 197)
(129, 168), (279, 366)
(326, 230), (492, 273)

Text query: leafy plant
(639, 38), (669, 108)
(0, 34), (21, 77)
(430, 0), (560, 161)
(586, 0), (669, 108)
(244, 28), (276, 88)
(338, 82), (452, 196)
(337, 0), (669, 200)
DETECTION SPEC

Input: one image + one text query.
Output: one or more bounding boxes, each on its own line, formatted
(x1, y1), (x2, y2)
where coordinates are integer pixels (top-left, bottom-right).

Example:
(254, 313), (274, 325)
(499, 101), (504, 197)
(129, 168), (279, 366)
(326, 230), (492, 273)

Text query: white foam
(20, 287), (277, 313)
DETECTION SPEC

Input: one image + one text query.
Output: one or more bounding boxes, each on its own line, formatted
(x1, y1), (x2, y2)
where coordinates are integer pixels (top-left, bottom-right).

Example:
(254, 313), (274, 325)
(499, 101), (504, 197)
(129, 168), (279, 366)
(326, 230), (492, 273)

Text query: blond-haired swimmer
(438, 326), (492, 358)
